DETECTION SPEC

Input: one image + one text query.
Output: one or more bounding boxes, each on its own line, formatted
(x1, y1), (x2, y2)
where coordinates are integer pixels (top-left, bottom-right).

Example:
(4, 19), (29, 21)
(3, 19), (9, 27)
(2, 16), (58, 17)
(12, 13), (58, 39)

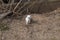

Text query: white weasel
(25, 15), (31, 25)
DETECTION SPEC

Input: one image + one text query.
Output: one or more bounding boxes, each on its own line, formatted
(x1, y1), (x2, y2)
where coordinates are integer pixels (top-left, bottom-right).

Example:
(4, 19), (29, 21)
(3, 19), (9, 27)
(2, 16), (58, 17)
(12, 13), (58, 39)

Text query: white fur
(25, 15), (31, 25)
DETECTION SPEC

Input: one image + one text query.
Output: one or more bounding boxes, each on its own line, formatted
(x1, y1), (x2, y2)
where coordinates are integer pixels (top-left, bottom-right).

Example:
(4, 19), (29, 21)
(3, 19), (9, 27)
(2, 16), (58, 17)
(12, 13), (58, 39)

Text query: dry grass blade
(8, 0), (11, 3)
(13, 0), (22, 12)
(9, 0), (14, 11)
(17, 2), (30, 12)
(28, 1), (37, 8)
(19, 1), (37, 14)
(0, 0), (4, 5)
(19, 8), (27, 14)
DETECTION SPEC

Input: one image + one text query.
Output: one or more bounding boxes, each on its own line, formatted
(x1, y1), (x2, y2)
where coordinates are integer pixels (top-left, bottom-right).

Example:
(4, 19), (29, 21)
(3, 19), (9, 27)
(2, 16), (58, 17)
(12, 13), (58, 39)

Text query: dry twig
(13, 0), (22, 12)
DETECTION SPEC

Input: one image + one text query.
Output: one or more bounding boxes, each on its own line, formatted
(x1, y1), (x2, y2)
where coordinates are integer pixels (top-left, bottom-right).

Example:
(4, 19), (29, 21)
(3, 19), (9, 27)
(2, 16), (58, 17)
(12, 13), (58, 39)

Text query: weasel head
(27, 15), (31, 17)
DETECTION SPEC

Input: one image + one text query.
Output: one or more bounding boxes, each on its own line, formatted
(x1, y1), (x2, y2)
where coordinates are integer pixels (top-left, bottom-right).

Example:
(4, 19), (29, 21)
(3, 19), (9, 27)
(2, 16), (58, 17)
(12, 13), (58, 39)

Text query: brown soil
(0, 1), (60, 40)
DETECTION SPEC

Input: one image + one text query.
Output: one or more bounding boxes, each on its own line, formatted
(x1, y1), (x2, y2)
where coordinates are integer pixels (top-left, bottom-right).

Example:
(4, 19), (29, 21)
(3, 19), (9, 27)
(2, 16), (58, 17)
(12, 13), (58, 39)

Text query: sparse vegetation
(0, 0), (60, 40)
(0, 23), (9, 31)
